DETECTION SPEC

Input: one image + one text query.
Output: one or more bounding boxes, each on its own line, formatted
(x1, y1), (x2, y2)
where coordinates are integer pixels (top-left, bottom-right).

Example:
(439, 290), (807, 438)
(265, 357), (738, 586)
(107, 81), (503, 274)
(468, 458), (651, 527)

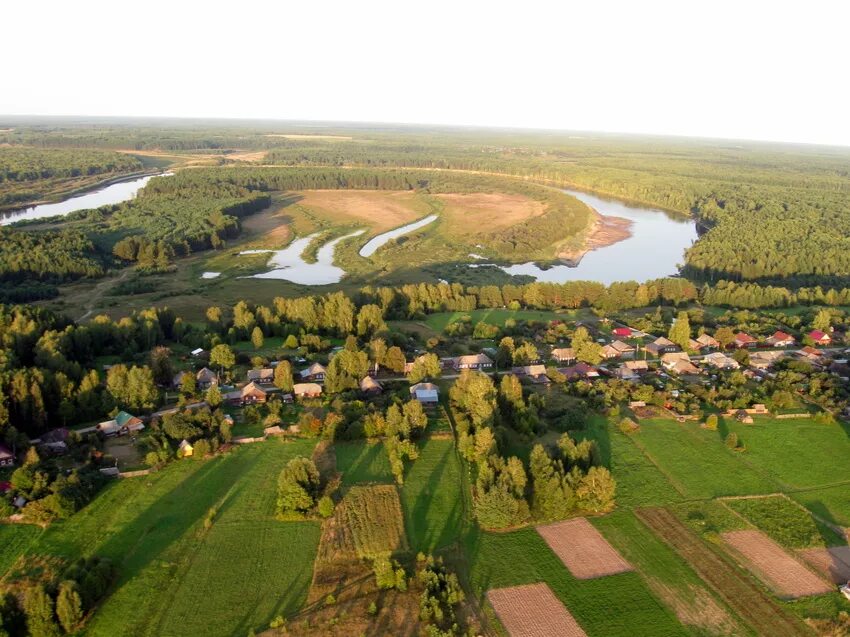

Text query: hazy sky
(4, 0), (849, 145)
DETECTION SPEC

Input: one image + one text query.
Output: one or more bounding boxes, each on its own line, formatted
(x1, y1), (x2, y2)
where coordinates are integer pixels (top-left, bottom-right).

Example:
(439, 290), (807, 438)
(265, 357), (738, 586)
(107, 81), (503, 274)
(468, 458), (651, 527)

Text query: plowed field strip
(636, 508), (811, 637)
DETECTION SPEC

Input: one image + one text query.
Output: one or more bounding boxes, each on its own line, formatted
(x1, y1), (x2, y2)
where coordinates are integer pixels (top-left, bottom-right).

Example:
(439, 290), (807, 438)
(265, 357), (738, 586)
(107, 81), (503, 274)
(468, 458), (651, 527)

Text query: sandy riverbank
(558, 210), (633, 265)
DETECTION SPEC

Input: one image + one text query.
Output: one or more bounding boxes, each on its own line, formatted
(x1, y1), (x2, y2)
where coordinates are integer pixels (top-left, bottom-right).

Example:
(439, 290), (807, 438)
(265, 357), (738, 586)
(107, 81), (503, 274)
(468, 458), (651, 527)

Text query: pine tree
(56, 581), (83, 634)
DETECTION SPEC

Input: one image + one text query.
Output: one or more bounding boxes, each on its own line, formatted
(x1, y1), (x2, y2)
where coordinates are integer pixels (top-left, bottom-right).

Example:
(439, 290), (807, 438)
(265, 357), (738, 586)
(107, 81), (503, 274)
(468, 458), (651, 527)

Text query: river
(246, 230), (366, 285)
(358, 214), (439, 257)
(486, 189), (697, 285)
(1, 172), (169, 225)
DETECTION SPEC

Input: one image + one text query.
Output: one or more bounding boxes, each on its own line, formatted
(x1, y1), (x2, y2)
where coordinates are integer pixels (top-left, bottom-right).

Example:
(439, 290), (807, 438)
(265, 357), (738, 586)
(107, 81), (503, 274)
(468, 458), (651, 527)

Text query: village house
(451, 353), (494, 370)
(0, 444), (14, 467)
(550, 347), (576, 364)
(612, 327), (634, 339)
(225, 381), (269, 406)
(694, 333), (720, 351)
(645, 337), (678, 357)
(601, 340), (635, 359)
(733, 332), (758, 349)
(410, 382), (440, 404)
(359, 376), (383, 395)
(661, 352), (700, 375)
(247, 367), (275, 383)
(97, 411), (145, 437)
(616, 360), (649, 380)
(173, 367), (219, 390)
(765, 331), (795, 348)
(293, 382), (323, 399)
(808, 330), (832, 346)
(749, 350), (786, 370)
(702, 352), (740, 370)
(513, 364), (550, 384)
(797, 345), (826, 365)
(558, 362), (600, 380)
(404, 355), (431, 375)
(190, 348), (205, 357)
(178, 439), (194, 458)
(300, 362), (327, 382)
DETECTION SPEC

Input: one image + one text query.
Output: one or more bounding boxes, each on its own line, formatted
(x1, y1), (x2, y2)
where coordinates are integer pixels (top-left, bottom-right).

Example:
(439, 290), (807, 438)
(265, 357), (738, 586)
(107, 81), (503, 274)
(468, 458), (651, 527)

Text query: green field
(12, 439), (320, 637)
(335, 440), (395, 487)
(464, 525), (687, 637)
(624, 419), (777, 499)
(791, 484), (850, 528)
(723, 496), (845, 548)
(400, 438), (466, 553)
(0, 524), (42, 574)
(723, 417), (850, 490)
(593, 511), (749, 636)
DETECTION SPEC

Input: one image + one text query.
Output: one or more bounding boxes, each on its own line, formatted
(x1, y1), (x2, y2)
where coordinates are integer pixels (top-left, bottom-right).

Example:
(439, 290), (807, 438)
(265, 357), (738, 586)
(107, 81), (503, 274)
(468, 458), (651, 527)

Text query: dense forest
(0, 147), (143, 208)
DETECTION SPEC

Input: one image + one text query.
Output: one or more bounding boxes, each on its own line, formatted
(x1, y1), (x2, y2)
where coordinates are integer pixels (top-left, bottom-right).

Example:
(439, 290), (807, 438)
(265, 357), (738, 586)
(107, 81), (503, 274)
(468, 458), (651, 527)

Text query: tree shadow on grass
(407, 440), (462, 553)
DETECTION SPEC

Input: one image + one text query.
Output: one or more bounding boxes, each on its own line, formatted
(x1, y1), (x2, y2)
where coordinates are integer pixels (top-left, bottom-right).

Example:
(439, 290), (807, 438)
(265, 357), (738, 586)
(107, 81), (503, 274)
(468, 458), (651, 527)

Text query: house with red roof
(808, 330), (831, 346)
(765, 331), (795, 348)
(733, 332), (758, 349)
(612, 327), (633, 338)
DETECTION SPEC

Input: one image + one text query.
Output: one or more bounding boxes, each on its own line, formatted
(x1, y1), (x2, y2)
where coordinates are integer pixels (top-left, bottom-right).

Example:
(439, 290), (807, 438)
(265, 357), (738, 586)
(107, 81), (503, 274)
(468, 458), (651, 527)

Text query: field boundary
(635, 507), (811, 637)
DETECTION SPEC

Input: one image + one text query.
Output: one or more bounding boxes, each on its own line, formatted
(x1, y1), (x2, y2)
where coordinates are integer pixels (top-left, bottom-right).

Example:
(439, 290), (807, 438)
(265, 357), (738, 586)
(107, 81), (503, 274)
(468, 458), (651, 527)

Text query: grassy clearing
(0, 524), (41, 575)
(626, 419), (777, 499)
(673, 501), (751, 538)
(20, 439), (320, 637)
(723, 417), (850, 490)
(335, 440), (394, 487)
(464, 525), (687, 637)
(791, 484), (850, 528)
(723, 496), (845, 549)
(593, 511), (747, 636)
(342, 485), (407, 559)
(400, 438), (464, 553)
(584, 416), (684, 508)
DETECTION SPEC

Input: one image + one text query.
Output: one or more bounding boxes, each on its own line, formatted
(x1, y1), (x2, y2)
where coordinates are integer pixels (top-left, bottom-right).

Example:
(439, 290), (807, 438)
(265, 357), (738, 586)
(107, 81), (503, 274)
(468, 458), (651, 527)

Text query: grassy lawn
(723, 417), (850, 490)
(423, 308), (574, 332)
(400, 438), (465, 554)
(21, 438), (320, 637)
(583, 416), (684, 508)
(625, 419), (777, 499)
(790, 484), (850, 528)
(464, 525), (687, 637)
(335, 440), (394, 487)
(593, 511), (748, 636)
(0, 524), (42, 574)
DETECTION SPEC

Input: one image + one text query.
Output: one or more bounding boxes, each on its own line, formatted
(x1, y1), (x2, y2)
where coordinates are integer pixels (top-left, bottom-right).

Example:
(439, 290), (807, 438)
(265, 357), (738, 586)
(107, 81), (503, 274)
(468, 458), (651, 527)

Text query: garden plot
(722, 530), (833, 599)
(798, 546), (850, 584)
(537, 518), (633, 579)
(487, 583), (587, 637)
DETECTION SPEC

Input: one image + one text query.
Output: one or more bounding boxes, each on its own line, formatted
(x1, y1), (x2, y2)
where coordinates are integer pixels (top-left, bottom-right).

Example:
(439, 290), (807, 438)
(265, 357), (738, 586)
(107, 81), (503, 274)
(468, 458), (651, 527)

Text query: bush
(317, 496), (335, 519)
(704, 414), (718, 430)
(725, 432), (739, 449)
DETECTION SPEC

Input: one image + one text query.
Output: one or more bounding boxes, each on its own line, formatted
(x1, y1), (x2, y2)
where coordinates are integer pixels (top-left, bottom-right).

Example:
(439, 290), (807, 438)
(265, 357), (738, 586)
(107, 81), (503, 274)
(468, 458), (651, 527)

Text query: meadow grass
(724, 417), (850, 490)
(791, 484), (850, 528)
(0, 524), (42, 575)
(626, 419), (777, 499)
(24, 438), (319, 637)
(464, 525), (687, 637)
(335, 440), (394, 487)
(724, 496), (845, 548)
(343, 485), (407, 559)
(400, 438), (465, 553)
(592, 511), (748, 636)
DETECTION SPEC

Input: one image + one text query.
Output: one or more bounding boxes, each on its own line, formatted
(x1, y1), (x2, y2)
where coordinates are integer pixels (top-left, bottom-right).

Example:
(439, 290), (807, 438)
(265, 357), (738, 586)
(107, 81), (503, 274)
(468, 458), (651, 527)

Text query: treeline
(0, 228), (104, 283)
(0, 147), (142, 184)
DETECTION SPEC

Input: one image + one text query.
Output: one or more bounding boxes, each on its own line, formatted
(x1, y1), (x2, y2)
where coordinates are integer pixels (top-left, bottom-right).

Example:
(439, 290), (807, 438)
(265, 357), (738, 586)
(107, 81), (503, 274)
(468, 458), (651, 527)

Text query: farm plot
(721, 530), (833, 599)
(536, 518), (632, 579)
(627, 419), (776, 499)
(487, 583), (587, 637)
(335, 441), (394, 486)
(593, 511), (744, 636)
(636, 508), (810, 637)
(342, 485), (407, 559)
(0, 524), (41, 575)
(791, 484), (850, 528)
(723, 495), (845, 548)
(798, 546), (850, 584)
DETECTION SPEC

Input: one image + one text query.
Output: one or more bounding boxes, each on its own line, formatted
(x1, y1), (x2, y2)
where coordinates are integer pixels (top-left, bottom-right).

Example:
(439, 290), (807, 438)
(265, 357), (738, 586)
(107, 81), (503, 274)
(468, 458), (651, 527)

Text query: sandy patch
(435, 192), (546, 232)
(799, 546), (850, 584)
(298, 190), (426, 232)
(558, 213), (632, 263)
(487, 583), (586, 637)
(537, 518), (633, 579)
(225, 149), (268, 162)
(722, 530), (833, 598)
